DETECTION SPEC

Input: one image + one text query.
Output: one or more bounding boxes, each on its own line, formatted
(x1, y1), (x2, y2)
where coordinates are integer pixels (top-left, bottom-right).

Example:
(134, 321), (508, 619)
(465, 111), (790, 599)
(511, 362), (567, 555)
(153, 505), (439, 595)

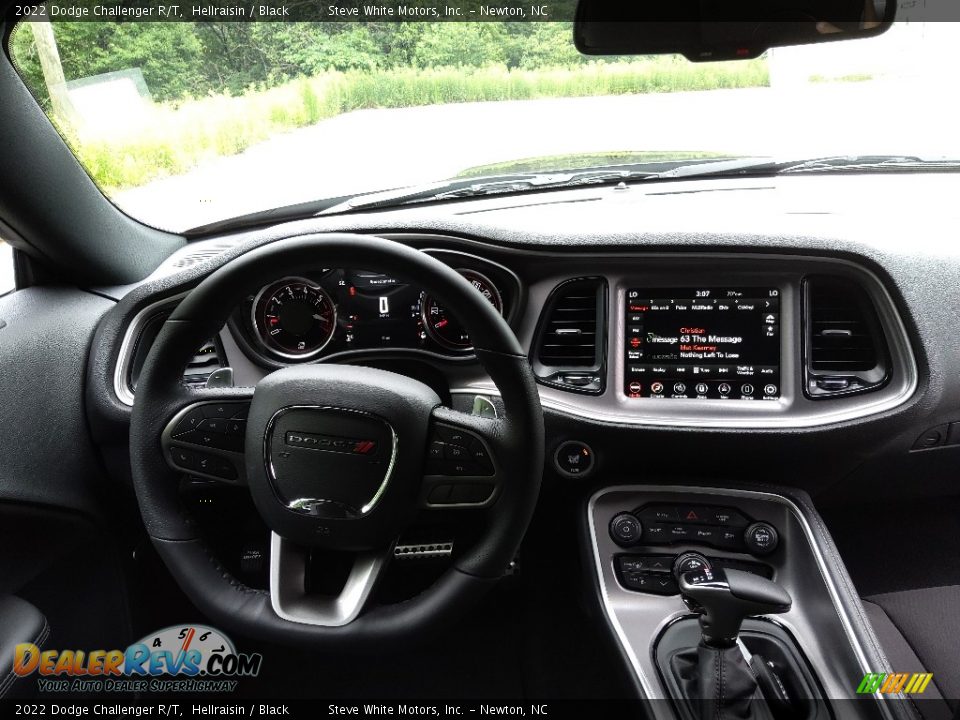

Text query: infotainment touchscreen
(623, 287), (781, 400)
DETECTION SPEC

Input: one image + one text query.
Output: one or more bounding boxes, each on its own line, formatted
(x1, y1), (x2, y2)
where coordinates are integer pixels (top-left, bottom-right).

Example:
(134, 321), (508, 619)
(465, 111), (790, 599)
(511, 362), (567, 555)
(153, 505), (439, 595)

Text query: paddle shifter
(679, 566), (792, 647)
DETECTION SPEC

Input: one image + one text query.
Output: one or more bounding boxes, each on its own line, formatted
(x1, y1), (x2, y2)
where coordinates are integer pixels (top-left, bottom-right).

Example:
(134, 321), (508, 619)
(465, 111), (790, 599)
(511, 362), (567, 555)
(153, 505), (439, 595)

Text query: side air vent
(128, 312), (223, 392)
(803, 276), (889, 398)
(532, 278), (606, 394)
(183, 340), (223, 386)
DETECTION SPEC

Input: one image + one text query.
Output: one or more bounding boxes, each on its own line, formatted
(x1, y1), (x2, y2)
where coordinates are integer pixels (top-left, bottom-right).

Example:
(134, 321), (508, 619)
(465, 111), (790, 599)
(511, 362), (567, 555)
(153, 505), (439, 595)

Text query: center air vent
(533, 278), (606, 394)
(804, 276), (889, 397)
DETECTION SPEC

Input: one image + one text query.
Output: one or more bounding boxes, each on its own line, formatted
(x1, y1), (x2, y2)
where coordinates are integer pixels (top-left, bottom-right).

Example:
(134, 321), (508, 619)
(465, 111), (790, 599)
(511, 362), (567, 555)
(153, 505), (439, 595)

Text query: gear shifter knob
(679, 567), (792, 648)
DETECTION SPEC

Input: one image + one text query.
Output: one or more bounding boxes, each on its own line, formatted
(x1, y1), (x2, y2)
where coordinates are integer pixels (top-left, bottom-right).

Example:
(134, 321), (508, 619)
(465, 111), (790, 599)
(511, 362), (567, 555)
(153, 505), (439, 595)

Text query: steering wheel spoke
(420, 406), (503, 509)
(270, 532), (390, 627)
(161, 388), (254, 485)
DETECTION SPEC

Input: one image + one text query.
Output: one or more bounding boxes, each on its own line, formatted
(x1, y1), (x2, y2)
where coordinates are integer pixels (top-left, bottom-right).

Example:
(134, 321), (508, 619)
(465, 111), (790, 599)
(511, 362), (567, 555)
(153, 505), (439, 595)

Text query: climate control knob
(744, 521), (780, 555)
(673, 551), (712, 579)
(609, 513), (643, 547)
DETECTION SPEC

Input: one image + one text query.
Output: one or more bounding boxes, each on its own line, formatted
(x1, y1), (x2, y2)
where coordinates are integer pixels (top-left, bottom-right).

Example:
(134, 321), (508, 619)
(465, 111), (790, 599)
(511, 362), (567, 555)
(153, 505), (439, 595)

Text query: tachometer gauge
(253, 278), (336, 360)
(421, 270), (503, 351)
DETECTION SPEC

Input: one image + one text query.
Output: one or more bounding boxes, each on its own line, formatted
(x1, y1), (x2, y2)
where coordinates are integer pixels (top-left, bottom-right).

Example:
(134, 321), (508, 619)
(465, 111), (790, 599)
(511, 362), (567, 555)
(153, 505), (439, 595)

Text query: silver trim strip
(586, 485), (877, 702)
(269, 532), (387, 627)
(113, 293), (187, 406)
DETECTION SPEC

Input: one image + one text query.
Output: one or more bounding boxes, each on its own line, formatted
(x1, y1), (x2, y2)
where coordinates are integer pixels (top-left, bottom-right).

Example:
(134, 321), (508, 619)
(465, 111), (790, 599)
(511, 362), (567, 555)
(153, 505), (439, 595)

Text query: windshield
(7, 14), (958, 232)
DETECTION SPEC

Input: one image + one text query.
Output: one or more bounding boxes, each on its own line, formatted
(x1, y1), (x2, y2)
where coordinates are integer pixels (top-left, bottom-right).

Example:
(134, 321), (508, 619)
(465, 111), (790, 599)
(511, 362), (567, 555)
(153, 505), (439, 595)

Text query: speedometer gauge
(253, 278), (336, 360)
(421, 270), (503, 351)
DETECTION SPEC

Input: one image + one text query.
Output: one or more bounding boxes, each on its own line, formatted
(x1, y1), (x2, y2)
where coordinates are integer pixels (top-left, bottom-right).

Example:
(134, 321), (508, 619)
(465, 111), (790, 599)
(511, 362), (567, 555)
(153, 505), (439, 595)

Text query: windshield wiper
(649, 154), (960, 180)
(186, 154), (960, 235)
(317, 155), (960, 216)
(316, 168), (661, 215)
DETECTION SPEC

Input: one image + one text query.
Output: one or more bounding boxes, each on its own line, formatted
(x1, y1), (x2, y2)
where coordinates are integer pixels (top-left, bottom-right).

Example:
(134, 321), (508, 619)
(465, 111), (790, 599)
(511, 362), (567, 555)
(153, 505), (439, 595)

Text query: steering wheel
(129, 234), (544, 647)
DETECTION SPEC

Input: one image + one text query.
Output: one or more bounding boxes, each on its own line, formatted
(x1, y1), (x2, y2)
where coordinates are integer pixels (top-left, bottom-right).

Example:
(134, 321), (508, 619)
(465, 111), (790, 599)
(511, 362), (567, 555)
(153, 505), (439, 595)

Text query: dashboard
(86, 172), (960, 500)
(117, 237), (915, 434)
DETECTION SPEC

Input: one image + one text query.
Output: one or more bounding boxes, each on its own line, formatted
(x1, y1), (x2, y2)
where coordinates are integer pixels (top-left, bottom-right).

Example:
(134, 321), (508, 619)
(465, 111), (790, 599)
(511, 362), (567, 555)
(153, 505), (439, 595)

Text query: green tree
(410, 23), (507, 68)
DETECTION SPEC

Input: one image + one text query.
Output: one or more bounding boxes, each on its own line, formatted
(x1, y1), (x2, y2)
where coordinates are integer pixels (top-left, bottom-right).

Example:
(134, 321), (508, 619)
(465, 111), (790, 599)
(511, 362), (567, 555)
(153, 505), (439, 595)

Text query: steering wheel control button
(444, 443), (469, 461)
(610, 513), (643, 547)
(203, 402), (246, 419)
(208, 455), (238, 481)
(198, 417), (228, 433)
(172, 408), (206, 437)
(744, 522), (780, 555)
(170, 447), (199, 471)
(435, 425), (469, 446)
(169, 446), (238, 482)
(165, 402), (251, 464)
(425, 424), (495, 478)
(554, 440), (595, 478)
(466, 437), (494, 473)
(426, 441), (445, 470)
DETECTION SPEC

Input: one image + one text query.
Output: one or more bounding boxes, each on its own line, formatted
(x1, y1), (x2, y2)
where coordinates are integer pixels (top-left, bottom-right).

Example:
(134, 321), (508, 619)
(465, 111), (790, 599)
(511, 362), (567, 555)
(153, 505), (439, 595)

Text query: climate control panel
(608, 503), (780, 555)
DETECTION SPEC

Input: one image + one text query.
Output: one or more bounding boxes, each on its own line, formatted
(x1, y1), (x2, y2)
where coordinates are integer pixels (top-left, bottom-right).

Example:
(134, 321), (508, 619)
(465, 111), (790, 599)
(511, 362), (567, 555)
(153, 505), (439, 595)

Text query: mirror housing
(574, 0), (894, 61)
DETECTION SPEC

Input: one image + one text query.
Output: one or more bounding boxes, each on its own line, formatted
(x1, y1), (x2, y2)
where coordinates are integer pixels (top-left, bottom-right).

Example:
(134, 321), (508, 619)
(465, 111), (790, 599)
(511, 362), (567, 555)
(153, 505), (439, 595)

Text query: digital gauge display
(250, 269), (505, 361)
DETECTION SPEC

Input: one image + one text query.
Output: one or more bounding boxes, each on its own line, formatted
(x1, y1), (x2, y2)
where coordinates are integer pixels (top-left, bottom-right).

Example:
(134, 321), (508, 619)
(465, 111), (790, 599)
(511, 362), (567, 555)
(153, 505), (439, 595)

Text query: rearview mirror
(574, 0), (894, 61)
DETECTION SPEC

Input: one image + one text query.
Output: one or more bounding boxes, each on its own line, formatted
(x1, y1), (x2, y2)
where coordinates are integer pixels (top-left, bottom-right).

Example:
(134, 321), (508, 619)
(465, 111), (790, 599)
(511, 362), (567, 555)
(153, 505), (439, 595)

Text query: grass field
(68, 57), (770, 192)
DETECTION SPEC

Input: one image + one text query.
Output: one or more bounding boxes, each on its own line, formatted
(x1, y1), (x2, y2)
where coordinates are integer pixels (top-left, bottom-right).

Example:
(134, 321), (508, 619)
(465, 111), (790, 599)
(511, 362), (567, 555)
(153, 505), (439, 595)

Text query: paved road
(115, 81), (958, 232)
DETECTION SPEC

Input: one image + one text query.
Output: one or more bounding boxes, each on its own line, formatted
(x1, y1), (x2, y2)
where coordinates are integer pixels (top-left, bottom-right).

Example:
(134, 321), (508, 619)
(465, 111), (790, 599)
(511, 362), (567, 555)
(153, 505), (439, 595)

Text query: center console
(587, 485), (909, 720)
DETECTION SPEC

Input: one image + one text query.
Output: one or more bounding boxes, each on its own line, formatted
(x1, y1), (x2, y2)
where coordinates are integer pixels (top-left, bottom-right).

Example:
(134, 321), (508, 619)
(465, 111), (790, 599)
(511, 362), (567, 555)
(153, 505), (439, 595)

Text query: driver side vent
(533, 278), (606, 394)
(129, 311), (224, 393)
(804, 276), (889, 397)
(182, 340), (224, 386)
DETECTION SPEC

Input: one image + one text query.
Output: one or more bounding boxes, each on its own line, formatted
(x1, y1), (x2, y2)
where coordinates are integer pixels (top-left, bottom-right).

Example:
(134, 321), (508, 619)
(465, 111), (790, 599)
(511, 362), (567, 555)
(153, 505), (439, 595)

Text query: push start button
(554, 440), (595, 478)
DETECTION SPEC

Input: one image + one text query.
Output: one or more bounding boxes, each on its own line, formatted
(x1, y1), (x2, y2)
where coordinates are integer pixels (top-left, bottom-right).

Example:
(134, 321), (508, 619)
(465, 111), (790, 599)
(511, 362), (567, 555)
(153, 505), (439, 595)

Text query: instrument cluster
(233, 261), (515, 365)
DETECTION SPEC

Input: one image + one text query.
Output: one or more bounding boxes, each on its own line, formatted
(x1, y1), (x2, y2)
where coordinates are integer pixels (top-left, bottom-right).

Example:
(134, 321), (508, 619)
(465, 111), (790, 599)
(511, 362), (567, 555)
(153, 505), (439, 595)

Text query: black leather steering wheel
(129, 234), (544, 647)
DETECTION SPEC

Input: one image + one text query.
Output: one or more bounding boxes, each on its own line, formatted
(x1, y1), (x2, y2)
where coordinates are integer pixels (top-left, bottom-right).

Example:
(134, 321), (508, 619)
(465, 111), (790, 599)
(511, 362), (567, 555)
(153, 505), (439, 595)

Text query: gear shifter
(679, 566), (792, 647)
(665, 568), (794, 720)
